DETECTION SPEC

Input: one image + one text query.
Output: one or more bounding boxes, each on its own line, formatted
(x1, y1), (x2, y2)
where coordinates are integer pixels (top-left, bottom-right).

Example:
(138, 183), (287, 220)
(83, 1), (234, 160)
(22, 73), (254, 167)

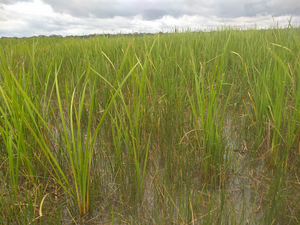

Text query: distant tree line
(1, 32), (167, 39)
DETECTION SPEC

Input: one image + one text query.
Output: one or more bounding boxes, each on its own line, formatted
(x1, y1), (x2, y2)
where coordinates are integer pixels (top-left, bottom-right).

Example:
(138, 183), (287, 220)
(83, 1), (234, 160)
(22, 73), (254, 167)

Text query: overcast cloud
(0, 0), (299, 37)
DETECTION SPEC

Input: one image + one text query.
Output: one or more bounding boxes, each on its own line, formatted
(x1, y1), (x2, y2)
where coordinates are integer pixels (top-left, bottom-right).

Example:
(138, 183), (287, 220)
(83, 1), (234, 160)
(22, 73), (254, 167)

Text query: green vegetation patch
(0, 26), (300, 224)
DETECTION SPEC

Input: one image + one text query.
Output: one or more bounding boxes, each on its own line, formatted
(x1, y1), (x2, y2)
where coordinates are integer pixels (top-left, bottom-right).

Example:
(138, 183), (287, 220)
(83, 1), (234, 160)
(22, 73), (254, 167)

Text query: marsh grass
(0, 25), (300, 224)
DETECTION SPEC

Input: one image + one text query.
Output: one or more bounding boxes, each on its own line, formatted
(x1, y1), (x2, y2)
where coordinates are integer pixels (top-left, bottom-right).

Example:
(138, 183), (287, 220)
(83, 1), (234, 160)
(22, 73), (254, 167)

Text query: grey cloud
(41, 0), (135, 18)
(266, 1), (300, 17)
(0, 0), (33, 4)
(2, 0), (300, 21)
(40, 0), (205, 20)
(141, 9), (168, 20)
(214, 0), (300, 18)
(39, 0), (300, 21)
(244, 0), (300, 17)
(244, 2), (268, 17)
(2, 0), (300, 38)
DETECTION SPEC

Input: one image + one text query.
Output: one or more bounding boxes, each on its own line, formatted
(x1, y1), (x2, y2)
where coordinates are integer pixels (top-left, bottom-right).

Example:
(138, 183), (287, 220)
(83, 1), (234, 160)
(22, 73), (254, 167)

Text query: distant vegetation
(0, 31), (162, 39)
(0, 25), (300, 224)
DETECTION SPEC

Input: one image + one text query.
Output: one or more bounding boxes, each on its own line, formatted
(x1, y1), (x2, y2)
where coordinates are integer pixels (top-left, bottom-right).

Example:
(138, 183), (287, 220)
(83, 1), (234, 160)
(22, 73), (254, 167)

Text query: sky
(0, 0), (300, 37)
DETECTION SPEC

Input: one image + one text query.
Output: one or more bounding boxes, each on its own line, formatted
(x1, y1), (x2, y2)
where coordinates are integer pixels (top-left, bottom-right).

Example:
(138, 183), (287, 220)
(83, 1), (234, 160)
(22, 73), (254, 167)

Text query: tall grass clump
(0, 41), (139, 219)
(188, 32), (233, 184)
